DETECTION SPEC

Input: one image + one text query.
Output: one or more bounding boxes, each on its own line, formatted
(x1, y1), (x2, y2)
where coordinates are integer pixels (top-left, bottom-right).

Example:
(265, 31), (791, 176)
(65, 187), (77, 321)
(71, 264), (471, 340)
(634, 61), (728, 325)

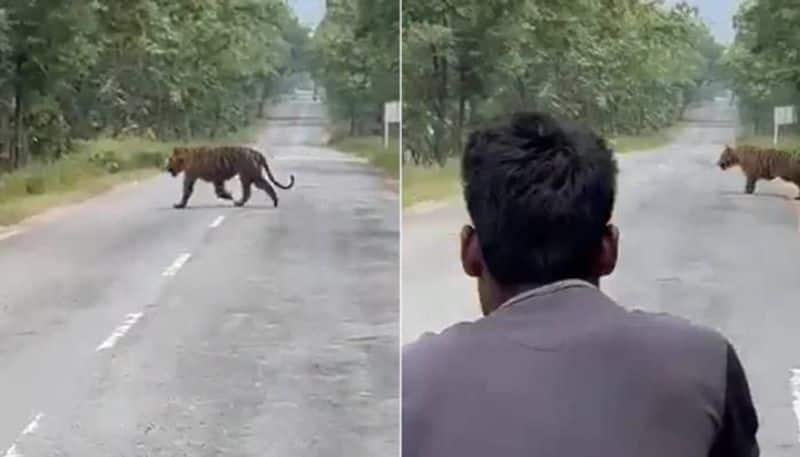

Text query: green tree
(0, 0), (100, 166)
(403, 0), (721, 165)
(722, 0), (800, 135)
(312, 0), (399, 136)
(0, 0), (307, 171)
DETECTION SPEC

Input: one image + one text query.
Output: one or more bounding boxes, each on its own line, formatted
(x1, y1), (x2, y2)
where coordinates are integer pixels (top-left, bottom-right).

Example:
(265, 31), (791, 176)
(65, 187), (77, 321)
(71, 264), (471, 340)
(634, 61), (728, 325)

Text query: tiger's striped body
(166, 145), (295, 209)
(717, 145), (800, 199)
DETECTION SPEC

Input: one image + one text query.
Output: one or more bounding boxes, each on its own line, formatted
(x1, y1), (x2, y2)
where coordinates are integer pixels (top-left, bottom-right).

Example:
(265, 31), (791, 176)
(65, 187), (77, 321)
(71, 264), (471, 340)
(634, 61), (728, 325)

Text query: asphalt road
(0, 97), (398, 456)
(402, 100), (800, 456)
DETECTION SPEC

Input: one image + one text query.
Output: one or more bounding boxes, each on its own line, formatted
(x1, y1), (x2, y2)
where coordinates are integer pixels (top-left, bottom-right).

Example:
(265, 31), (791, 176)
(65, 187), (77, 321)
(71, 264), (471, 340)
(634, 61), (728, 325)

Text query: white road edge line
(96, 312), (144, 352)
(162, 253), (192, 277)
(3, 412), (44, 457)
(209, 215), (225, 228)
(791, 369), (800, 442)
(0, 229), (23, 242)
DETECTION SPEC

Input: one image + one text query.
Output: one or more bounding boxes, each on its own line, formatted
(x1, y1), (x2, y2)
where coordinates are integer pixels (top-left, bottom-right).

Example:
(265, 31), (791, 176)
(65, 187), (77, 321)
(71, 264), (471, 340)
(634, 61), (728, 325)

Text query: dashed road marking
(791, 369), (800, 442)
(209, 215), (225, 228)
(96, 312), (144, 351)
(3, 412), (44, 457)
(162, 253), (191, 277)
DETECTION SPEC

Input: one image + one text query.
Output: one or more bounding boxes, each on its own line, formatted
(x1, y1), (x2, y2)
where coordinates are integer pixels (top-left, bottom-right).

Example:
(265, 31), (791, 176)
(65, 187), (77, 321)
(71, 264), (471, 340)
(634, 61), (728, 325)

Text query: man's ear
(595, 224), (619, 277)
(460, 225), (483, 278)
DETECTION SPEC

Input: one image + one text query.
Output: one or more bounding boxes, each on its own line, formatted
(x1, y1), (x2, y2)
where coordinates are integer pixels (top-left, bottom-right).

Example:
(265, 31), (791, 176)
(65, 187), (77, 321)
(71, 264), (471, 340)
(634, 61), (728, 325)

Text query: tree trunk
(457, 95), (466, 154)
(515, 76), (527, 109)
(349, 103), (357, 136)
(13, 53), (27, 169)
(258, 95), (267, 119)
(258, 79), (271, 118)
(376, 102), (384, 136)
(468, 97), (480, 125)
(431, 44), (449, 164)
(211, 104), (222, 138)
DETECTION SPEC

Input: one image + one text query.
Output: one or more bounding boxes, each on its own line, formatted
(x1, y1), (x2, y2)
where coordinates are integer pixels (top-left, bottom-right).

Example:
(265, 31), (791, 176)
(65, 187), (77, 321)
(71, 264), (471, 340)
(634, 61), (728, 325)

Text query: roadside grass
(0, 129), (258, 226)
(402, 159), (460, 208)
(0, 168), (157, 226)
(402, 125), (683, 208)
(330, 135), (399, 179)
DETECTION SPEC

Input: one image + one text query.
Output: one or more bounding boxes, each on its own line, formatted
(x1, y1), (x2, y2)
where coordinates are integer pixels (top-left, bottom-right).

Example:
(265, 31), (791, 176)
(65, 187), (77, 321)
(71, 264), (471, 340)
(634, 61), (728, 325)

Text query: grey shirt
(402, 281), (759, 457)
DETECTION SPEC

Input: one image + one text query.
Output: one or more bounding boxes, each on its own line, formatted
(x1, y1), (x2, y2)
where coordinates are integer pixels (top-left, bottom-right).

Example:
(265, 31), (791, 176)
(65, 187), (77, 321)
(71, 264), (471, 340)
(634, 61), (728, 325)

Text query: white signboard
(384, 101), (400, 149)
(774, 105), (797, 145)
(775, 106), (796, 125)
(384, 101), (400, 123)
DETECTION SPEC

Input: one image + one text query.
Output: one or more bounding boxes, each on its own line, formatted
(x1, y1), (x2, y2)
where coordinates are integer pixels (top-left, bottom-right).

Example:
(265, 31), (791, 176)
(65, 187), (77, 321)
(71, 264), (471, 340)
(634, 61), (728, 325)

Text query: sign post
(384, 101), (400, 149)
(774, 106), (796, 146)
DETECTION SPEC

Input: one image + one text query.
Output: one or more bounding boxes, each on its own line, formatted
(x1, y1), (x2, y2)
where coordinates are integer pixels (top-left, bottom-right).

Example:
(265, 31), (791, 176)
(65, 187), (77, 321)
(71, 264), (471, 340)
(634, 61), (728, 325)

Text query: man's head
(459, 112), (619, 315)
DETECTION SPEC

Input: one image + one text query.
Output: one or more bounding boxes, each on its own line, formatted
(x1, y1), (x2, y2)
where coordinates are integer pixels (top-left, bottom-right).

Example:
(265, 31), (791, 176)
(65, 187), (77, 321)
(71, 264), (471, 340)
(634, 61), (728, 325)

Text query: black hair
(461, 112), (617, 285)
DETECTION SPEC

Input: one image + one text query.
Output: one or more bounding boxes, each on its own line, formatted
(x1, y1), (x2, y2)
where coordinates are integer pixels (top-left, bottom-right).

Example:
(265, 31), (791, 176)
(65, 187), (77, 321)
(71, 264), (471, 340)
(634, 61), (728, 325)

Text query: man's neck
(484, 277), (599, 315)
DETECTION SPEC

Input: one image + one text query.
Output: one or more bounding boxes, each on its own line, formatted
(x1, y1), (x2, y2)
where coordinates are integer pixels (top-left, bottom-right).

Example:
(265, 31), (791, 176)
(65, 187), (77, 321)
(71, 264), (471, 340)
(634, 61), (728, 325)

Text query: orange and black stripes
(717, 145), (800, 199)
(166, 145), (295, 208)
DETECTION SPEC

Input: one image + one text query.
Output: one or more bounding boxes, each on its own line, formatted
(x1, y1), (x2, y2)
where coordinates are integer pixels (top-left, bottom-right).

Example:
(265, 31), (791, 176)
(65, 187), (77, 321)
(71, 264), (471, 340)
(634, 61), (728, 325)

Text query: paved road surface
(0, 97), (398, 456)
(402, 100), (800, 456)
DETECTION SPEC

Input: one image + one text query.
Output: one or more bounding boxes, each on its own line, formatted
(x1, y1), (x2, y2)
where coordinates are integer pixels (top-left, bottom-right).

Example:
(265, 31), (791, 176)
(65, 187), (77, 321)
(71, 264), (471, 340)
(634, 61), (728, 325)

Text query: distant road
(403, 100), (800, 456)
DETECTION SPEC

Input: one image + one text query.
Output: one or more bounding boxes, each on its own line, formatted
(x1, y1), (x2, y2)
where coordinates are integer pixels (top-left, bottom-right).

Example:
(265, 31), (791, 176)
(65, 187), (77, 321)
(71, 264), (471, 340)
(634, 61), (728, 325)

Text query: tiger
(166, 145), (295, 209)
(717, 144), (800, 199)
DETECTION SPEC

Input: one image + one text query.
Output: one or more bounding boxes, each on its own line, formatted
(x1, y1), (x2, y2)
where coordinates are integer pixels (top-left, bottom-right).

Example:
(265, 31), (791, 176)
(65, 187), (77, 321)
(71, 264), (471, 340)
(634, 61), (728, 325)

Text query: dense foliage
(311, 0), (399, 136)
(0, 0), (309, 169)
(403, 0), (723, 165)
(723, 0), (800, 136)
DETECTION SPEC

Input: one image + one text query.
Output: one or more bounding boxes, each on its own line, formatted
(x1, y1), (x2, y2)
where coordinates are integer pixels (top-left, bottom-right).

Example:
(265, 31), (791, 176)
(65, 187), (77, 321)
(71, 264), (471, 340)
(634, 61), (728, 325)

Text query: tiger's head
(166, 147), (190, 177)
(717, 145), (740, 170)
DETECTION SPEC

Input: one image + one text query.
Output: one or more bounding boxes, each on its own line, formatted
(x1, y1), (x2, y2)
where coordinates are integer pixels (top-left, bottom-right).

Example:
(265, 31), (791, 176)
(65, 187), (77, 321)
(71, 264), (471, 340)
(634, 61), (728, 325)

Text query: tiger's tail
(256, 149), (295, 190)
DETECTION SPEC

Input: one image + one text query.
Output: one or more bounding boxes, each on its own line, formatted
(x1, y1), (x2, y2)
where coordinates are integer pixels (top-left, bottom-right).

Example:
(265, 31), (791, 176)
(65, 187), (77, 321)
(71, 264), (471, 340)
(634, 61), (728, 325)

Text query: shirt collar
(497, 278), (597, 310)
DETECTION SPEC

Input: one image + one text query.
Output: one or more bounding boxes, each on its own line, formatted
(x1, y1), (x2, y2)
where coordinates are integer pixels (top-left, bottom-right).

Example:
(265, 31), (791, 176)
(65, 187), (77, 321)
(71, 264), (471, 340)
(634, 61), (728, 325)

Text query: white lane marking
(96, 312), (144, 351)
(791, 369), (800, 442)
(0, 229), (23, 242)
(162, 253), (191, 277)
(19, 416), (41, 437)
(3, 413), (44, 457)
(209, 215), (225, 228)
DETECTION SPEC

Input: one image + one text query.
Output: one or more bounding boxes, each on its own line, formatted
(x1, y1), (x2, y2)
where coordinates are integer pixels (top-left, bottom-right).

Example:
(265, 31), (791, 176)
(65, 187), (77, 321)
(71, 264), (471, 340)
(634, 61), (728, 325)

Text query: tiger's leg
(745, 175), (757, 194)
(214, 181), (233, 200)
(235, 177), (252, 207)
(174, 176), (196, 209)
(254, 177), (279, 207)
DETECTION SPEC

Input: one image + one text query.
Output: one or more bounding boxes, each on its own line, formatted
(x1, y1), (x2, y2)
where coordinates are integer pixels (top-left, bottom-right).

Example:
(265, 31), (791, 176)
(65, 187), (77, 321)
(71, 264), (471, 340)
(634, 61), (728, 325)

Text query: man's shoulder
(402, 320), (489, 378)
(404, 321), (478, 359)
(403, 306), (730, 355)
(618, 307), (730, 353)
